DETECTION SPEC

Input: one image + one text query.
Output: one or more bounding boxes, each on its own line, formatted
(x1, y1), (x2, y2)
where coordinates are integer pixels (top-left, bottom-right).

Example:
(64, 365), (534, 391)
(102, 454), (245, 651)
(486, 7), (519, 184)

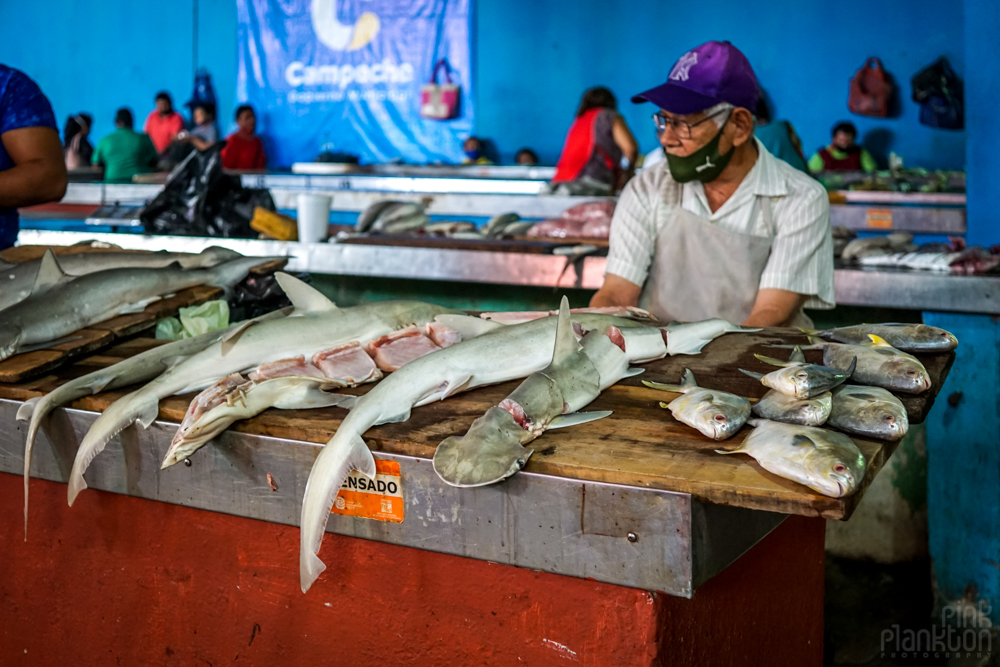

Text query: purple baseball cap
(632, 41), (758, 114)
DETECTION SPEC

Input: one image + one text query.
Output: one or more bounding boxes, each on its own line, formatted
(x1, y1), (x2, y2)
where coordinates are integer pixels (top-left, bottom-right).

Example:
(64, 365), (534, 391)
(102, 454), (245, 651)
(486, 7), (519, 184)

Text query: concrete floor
(826, 556), (997, 667)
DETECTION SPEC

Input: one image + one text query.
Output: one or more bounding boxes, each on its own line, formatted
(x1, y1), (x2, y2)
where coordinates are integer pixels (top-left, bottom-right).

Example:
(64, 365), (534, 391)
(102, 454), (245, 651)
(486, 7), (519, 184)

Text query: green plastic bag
(156, 300), (230, 340)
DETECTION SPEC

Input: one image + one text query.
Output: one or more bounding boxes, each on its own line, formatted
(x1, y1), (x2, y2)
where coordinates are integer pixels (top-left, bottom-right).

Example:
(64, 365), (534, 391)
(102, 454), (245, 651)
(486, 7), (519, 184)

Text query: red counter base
(0, 473), (824, 666)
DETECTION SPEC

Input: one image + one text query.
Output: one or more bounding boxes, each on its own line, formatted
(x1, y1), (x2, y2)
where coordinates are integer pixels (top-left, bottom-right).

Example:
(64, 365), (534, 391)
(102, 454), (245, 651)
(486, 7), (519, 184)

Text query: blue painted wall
(963, 0), (1000, 247)
(1, 0), (965, 171)
(475, 0), (966, 168)
(0, 0), (238, 144)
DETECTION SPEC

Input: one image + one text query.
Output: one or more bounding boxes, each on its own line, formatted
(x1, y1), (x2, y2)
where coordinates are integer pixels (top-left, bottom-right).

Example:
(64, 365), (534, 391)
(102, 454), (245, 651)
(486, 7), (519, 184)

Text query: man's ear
(730, 107), (756, 147)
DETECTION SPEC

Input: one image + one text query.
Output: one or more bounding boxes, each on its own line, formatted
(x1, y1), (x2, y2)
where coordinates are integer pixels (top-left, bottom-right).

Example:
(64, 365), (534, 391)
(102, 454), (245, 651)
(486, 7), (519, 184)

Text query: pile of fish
(644, 322), (957, 499)
(354, 201), (430, 234)
(0, 247), (277, 361)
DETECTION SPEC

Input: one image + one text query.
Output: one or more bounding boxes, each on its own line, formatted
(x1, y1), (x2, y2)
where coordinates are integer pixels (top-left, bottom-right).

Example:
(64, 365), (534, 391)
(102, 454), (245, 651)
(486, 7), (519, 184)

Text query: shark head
(433, 407), (533, 488)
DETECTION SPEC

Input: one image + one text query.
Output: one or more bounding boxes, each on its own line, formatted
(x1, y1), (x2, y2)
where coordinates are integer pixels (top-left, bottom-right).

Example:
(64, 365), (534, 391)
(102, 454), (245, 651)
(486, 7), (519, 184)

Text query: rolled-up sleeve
(604, 172), (659, 287)
(758, 180), (835, 310)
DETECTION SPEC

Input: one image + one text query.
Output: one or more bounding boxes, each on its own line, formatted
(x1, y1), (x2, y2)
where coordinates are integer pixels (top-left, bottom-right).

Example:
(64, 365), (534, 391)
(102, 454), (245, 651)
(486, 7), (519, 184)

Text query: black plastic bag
(911, 58), (963, 130)
(140, 141), (275, 237)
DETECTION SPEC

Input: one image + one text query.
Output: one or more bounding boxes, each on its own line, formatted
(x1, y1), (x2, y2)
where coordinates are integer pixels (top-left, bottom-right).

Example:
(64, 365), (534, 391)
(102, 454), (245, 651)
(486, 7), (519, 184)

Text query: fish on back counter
(803, 323), (958, 353)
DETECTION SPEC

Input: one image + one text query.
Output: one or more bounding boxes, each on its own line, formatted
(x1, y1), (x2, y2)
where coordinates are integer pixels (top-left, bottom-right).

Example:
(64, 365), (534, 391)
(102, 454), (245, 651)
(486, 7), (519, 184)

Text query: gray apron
(638, 181), (811, 327)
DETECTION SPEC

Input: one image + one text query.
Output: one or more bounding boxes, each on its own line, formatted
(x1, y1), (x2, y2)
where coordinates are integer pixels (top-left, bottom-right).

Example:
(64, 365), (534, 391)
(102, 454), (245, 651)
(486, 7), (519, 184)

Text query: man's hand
(743, 288), (807, 327)
(0, 127), (67, 208)
(590, 273), (642, 309)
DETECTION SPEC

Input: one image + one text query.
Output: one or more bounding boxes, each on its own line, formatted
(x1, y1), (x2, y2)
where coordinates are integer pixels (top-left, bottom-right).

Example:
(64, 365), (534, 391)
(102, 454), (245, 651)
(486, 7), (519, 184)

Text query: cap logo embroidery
(669, 51), (698, 81)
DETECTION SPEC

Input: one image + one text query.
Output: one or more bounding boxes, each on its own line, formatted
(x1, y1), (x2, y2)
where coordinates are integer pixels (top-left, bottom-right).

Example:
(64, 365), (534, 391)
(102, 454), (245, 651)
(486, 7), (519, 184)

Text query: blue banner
(237, 0), (473, 167)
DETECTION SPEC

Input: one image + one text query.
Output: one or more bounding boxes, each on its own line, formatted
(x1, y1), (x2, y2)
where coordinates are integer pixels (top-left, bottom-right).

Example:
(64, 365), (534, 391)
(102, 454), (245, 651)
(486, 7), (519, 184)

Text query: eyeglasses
(652, 106), (732, 139)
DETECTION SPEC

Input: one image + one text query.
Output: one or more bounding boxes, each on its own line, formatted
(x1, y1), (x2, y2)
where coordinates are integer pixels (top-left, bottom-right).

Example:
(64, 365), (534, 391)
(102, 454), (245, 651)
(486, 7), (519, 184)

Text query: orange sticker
(331, 459), (404, 523)
(866, 209), (893, 229)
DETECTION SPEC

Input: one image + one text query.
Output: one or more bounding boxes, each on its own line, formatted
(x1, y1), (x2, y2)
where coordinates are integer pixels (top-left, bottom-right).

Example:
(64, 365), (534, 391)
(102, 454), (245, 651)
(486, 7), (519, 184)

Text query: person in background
(590, 41), (833, 328)
(221, 104), (266, 170)
(0, 63), (67, 250)
(177, 102), (218, 152)
(515, 148), (539, 166)
(462, 136), (492, 165)
(92, 108), (158, 183)
(144, 91), (184, 155)
(63, 113), (94, 170)
(550, 87), (638, 195)
(753, 97), (808, 172)
(808, 121), (876, 173)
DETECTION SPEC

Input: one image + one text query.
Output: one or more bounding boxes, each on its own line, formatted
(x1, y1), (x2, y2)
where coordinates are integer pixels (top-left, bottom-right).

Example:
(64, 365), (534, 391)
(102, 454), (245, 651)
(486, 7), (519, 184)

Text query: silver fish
(483, 212), (521, 238)
(752, 390), (832, 426)
(0, 253), (278, 362)
(644, 369), (750, 440)
(434, 302), (662, 488)
(355, 200), (399, 232)
(717, 419), (867, 498)
(828, 385), (909, 441)
(804, 323), (958, 353)
(370, 203), (426, 233)
(0, 247), (241, 313)
(66, 275), (458, 507)
(17, 307), (290, 538)
(740, 346), (854, 398)
(298, 309), (663, 593)
(791, 335), (932, 395)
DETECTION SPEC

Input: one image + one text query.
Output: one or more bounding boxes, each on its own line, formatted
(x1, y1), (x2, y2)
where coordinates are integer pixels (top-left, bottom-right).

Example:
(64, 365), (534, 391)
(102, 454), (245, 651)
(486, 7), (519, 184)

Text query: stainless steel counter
(16, 229), (1000, 314)
(2, 398), (783, 597)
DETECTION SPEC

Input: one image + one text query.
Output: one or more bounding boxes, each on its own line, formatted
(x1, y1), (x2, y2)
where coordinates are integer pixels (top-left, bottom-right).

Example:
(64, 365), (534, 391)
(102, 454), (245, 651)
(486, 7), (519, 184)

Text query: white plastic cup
(296, 193), (332, 243)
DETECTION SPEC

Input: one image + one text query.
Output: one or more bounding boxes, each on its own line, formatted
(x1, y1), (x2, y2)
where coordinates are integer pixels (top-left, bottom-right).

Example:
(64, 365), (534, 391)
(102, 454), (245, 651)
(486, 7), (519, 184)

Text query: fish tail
(22, 396), (45, 541)
(300, 431), (376, 593)
(753, 353), (790, 367)
(643, 380), (687, 393)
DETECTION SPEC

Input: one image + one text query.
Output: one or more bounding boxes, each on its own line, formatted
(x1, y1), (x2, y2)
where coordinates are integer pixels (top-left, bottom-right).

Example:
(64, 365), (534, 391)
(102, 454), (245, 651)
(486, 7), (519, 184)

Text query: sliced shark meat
(249, 356), (325, 381)
(311, 342), (381, 384)
(367, 326), (442, 371)
(423, 322), (463, 348)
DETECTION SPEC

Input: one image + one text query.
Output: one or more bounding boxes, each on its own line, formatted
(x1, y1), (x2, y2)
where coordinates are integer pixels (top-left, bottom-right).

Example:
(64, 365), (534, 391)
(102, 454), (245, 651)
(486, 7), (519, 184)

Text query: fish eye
(906, 369), (917, 376)
(882, 413), (894, 423)
(833, 463), (847, 473)
(713, 414), (726, 423)
(796, 372), (808, 379)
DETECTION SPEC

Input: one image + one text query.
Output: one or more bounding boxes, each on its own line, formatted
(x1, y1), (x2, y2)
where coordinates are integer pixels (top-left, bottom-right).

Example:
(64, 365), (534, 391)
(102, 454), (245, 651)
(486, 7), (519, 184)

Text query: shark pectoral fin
(374, 407), (412, 426)
(85, 377), (112, 395)
(137, 401), (160, 429)
(274, 389), (358, 411)
(548, 410), (613, 429)
(739, 369), (765, 381)
(275, 273), (339, 315)
(30, 249), (67, 295)
(118, 296), (163, 314)
(160, 355), (191, 371)
(643, 380), (686, 393)
(16, 397), (41, 422)
(622, 367), (645, 378)
(754, 353), (791, 367)
(220, 319), (258, 355)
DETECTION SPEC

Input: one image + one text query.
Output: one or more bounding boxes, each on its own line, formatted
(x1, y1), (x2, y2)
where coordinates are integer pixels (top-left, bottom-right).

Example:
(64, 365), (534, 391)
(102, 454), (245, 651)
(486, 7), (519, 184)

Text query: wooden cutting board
(0, 327), (953, 521)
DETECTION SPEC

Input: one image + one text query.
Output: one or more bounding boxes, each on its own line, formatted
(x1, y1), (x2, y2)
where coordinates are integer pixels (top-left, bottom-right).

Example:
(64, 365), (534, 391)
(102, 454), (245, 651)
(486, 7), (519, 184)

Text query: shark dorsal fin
(867, 334), (893, 348)
(550, 296), (579, 365)
(31, 249), (67, 295)
(275, 272), (338, 315)
(789, 346), (806, 363)
(681, 368), (698, 387)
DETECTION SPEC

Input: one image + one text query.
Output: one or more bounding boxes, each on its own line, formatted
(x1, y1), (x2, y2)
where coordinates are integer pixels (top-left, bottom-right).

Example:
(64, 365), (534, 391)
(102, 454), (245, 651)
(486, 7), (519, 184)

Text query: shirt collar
(750, 138), (788, 197)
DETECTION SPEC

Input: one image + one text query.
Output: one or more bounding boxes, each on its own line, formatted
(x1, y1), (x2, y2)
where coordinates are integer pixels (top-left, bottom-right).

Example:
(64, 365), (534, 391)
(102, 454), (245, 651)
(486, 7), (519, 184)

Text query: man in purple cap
(591, 41), (833, 327)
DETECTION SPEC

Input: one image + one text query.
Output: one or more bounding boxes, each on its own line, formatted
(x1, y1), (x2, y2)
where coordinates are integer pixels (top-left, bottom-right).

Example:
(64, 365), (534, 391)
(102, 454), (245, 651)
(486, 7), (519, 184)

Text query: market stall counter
(0, 313), (952, 664)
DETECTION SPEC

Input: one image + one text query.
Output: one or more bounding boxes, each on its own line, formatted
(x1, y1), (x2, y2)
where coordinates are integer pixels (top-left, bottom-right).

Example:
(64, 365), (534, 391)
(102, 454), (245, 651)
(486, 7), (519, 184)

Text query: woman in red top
(550, 87), (638, 195)
(221, 105), (266, 170)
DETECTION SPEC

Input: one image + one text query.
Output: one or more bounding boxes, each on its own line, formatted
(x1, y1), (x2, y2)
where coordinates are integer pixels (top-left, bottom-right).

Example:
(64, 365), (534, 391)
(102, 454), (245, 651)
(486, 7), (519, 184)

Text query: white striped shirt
(605, 139), (835, 310)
